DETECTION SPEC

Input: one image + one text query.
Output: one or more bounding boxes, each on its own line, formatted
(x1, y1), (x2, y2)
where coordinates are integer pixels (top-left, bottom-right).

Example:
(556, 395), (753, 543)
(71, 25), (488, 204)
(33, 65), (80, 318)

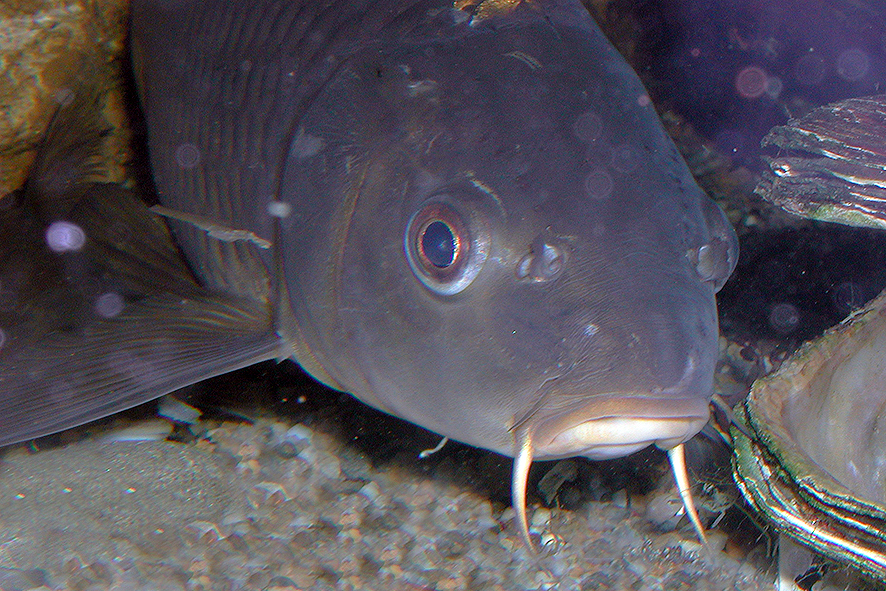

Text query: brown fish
(0, 0), (738, 545)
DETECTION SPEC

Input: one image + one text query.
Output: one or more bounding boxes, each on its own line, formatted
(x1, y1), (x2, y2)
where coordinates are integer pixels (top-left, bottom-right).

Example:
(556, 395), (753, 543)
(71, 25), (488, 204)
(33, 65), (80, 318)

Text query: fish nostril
(651, 348), (702, 394)
(687, 237), (734, 290)
(516, 238), (565, 283)
(541, 246), (563, 276)
(516, 254), (532, 279)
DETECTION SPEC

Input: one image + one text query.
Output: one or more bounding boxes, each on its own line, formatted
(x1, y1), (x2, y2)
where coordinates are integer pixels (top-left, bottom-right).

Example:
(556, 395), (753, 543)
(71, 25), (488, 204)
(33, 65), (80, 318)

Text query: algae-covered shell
(755, 95), (886, 232)
(733, 287), (886, 583)
(735, 95), (886, 583)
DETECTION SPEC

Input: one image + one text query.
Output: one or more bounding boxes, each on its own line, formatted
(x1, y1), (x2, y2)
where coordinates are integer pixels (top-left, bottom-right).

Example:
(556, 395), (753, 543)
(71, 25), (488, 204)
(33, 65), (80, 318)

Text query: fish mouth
(510, 395), (711, 552)
(531, 396), (711, 460)
(513, 347), (713, 460)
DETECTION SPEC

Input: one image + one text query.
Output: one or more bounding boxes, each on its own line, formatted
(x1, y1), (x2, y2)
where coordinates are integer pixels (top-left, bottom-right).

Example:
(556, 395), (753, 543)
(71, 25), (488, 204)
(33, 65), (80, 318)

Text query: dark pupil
(421, 221), (456, 268)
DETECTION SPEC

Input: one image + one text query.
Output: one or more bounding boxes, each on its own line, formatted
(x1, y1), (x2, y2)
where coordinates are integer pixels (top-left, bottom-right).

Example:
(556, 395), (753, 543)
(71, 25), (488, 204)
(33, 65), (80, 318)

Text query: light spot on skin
(504, 51), (541, 70)
(455, 0), (523, 26)
(468, 176), (497, 199)
(174, 143), (200, 169)
(290, 128), (325, 159)
(45, 220), (85, 252)
(516, 256), (531, 279)
(267, 201), (292, 219)
(406, 79), (438, 96)
(449, 7), (470, 25)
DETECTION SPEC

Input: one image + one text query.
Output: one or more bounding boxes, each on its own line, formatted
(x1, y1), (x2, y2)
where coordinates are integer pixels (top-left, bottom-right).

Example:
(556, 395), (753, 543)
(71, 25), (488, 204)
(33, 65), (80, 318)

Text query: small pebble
(158, 396), (202, 424)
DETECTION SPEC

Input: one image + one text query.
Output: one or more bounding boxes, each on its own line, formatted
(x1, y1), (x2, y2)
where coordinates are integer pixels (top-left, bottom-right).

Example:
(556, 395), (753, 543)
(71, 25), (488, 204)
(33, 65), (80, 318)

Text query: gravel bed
(0, 391), (775, 591)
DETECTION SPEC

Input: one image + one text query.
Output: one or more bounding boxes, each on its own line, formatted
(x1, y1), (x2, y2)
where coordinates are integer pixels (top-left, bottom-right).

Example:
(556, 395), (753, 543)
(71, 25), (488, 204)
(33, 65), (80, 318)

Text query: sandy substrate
(0, 373), (775, 591)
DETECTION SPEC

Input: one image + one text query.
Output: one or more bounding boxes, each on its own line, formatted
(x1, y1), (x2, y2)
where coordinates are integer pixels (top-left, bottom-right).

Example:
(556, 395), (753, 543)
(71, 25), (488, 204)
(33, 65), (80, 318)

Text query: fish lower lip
(509, 408), (710, 551)
(542, 415), (709, 460)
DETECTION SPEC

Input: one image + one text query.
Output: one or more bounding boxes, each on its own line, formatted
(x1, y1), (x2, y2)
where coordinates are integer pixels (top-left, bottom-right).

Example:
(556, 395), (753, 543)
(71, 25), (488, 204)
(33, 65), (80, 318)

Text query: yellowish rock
(0, 0), (129, 196)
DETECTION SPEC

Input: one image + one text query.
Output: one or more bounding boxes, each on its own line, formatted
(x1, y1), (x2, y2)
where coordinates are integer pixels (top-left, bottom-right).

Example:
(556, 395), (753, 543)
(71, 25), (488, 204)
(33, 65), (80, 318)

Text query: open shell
(734, 94), (886, 583)
(733, 287), (886, 583)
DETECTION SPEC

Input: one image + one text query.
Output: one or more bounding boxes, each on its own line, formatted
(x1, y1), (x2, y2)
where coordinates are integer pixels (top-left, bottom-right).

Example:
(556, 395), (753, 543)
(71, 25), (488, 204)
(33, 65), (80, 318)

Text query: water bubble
(53, 88), (75, 106)
(636, 94), (651, 107)
(716, 129), (747, 155)
(837, 48), (870, 82)
(290, 128), (325, 158)
(584, 169), (614, 200)
(572, 111), (603, 142)
(610, 144), (641, 173)
(831, 281), (866, 317)
(94, 292), (124, 318)
(266, 200), (292, 218)
(174, 143), (200, 169)
(794, 54), (827, 86)
(768, 302), (800, 335)
(735, 66), (768, 98)
(45, 220), (86, 252)
(765, 76), (783, 99)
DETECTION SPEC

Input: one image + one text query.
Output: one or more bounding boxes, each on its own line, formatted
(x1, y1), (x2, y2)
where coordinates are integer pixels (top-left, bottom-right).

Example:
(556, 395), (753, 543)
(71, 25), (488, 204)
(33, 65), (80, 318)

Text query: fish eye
(420, 221), (458, 268)
(405, 199), (487, 295)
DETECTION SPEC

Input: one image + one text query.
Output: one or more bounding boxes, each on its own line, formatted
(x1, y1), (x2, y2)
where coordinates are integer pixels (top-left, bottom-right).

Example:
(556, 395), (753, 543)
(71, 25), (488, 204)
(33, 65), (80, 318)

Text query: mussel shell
(756, 94), (886, 231)
(732, 287), (886, 583)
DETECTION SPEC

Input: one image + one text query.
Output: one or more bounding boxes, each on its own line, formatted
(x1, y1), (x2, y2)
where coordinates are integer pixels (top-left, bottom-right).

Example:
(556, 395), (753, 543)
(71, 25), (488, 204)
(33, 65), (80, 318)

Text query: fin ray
(0, 84), (282, 447)
(0, 293), (281, 446)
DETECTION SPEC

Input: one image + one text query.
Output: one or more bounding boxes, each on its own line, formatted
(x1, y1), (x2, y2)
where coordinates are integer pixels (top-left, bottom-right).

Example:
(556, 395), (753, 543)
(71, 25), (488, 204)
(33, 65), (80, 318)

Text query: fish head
(278, 1), (738, 461)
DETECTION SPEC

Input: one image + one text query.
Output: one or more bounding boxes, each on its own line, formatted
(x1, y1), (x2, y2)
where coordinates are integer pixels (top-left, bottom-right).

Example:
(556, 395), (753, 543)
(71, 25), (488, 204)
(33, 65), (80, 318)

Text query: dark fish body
(0, 0), (736, 481)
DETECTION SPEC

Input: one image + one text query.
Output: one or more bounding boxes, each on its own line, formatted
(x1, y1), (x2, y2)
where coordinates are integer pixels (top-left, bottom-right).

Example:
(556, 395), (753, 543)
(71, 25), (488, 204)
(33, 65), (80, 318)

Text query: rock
(0, 0), (130, 197)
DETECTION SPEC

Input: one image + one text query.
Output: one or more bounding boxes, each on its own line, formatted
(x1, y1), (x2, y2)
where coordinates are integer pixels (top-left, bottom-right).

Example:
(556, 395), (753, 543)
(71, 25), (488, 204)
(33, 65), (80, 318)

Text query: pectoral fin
(0, 294), (282, 446)
(0, 87), (283, 447)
